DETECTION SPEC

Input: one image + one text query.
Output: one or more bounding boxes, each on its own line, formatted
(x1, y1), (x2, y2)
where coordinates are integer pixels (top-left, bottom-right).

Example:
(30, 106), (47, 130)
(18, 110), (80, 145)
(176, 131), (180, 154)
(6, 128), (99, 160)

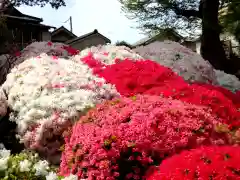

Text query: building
(51, 26), (77, 43)
(51, 27), (111, 51)
(0, 4), (55, 54)
(132, 29), (200, 53)
(132, 29), (185, 48)
(133, 29), (239, 57)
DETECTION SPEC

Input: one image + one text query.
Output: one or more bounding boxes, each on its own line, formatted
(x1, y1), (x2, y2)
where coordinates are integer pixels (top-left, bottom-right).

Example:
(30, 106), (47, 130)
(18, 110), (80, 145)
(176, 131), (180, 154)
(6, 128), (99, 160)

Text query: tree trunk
(200, 0), (231, 72)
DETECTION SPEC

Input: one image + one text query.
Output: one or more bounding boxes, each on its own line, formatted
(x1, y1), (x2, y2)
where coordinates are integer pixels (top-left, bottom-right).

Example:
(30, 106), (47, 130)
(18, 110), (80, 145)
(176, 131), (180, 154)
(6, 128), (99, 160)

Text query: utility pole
(70, 16), (73, 32)
(63, 16), (73, 32)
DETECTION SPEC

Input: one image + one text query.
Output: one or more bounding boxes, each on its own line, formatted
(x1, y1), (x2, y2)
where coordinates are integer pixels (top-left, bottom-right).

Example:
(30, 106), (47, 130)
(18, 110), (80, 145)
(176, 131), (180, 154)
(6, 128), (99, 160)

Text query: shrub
(147, 146), (240, 180)
(10, 41), (79, 69)
(81, 57), (240, 127)
(1, 53), (119, 162)
(133, 41), (217, 84)
(214, 69), (240, 92)
(73, 44), (142, 65)
(192, 82), (240, 106)
(0, 144), (78, 180)
(60, 94), (229, 179)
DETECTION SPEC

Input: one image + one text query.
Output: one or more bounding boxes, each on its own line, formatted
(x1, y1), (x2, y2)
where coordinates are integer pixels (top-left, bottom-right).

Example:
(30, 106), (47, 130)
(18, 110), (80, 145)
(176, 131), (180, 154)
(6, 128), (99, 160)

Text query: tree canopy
(0, 0), (65, 10)
(119, 0), (230, 38)
(221, 1), (240, 44)
(119, 0), (240, 74)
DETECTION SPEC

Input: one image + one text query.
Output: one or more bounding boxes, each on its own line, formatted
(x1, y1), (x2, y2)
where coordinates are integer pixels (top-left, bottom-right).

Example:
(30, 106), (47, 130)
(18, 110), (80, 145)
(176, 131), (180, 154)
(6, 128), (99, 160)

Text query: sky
(17, 0), (146, 44)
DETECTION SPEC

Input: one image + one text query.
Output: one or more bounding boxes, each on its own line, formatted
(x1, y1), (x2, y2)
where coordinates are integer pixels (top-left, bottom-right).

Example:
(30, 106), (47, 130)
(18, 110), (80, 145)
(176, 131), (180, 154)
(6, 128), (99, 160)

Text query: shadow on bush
(0, 108), (24, 154)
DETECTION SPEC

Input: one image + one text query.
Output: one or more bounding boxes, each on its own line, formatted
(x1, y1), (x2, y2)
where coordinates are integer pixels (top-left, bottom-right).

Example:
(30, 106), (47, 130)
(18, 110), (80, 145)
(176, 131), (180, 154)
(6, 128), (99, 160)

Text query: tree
(115, 40), (133, 49)
(220, 1), (240, 46)
(119, 0), (237, 74)
(0, 0), (65, 10)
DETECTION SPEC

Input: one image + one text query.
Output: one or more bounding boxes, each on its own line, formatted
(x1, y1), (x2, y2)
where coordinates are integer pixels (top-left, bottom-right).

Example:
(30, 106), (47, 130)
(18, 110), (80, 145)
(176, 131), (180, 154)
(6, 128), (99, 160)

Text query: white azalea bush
(214, 69), (240, 92)
(75, 44), (143, 65)
(1, 53), (119, 162)
(133, 41), (218, 84)
(0, 143), (78, 180)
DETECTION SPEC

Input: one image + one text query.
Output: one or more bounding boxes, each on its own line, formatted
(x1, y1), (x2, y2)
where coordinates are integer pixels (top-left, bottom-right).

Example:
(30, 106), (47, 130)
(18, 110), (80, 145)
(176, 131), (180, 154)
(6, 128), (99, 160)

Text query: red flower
(147, 146), (240, 180)
(62, 45), (79, 56)
(15, 51), (21, 57)
(80, 57), (240, 127)
(47, 41), (53, 46)
(60, 95), (229, 179)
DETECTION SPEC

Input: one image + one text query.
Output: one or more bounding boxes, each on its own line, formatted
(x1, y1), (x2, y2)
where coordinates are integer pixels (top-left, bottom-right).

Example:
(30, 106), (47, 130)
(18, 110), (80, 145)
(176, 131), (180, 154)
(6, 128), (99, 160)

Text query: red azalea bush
(192, 82), (240, 105)
(147, 146), (240, 180)
(81, 57), (240, 127)
(60, 94), (230, 179)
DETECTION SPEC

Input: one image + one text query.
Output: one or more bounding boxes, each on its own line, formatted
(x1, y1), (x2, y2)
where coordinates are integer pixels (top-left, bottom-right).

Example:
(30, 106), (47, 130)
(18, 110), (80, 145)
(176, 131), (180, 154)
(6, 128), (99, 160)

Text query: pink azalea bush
(147, 146), (240, 180)
(1, 53), (119, 163)
(60, 94), (230, 179)
(10, 41), (79, 69)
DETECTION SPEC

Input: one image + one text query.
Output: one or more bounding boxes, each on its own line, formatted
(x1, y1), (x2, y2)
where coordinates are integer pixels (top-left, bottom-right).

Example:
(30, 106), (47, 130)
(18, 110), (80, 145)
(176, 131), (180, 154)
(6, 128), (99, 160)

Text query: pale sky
(17, 0), (146, 44)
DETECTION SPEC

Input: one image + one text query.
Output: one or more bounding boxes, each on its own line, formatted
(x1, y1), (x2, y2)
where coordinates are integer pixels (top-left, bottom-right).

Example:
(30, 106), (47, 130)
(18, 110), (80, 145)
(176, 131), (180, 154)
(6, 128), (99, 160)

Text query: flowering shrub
(81, 57), (240, 126)
(1, 53), (119, 162)
(60, 94), (230, 179)
(10, 41), (79, 69)
(0, 143), (78, 180)
(74, 44), (142, 65)
(192, 82), (240, 106)
(81, 58), (188, 96)
(214, 69), (240, 92)
(133, 41), (217, 84)
(147, 146), (240, 180)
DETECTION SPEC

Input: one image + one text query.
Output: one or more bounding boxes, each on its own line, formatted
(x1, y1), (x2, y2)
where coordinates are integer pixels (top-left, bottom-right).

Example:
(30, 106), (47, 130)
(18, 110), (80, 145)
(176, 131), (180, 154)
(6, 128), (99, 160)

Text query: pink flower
(60, 95), (229, 179)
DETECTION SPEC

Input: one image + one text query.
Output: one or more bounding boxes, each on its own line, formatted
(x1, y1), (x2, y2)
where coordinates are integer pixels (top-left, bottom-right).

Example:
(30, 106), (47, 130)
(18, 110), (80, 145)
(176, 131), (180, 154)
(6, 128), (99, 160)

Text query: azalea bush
(133, 41), (218, 84)
(1, 41), (240, 179)
(60, 94), (231, 179)
(9, 41), (79, 70)
(74, 44), (142, 65)
(80, 57), (240, 127)
(147, 146), (240, 179)
(214, 69), (240, 92)
(1, 53), (119, 162)
(0, 144), (78, 180)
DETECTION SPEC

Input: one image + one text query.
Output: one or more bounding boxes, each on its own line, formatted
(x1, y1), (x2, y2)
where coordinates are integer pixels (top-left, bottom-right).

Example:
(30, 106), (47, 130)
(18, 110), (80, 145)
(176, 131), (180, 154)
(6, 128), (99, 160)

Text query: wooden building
(0, 4), (55, 54)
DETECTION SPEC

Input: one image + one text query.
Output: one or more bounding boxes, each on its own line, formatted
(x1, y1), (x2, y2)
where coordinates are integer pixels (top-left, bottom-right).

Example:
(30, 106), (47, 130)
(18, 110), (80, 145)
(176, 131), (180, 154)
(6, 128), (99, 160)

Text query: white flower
(62, 174), (78, 180)
(19, 159), (31, 172)
(1, 51), (119, 161)
(33, 160), (49, 176)
(46, 172), (58, 180)
(0, 149), (10, 159)
(0, 157), (9, 171)
(75, 44), (142, 65)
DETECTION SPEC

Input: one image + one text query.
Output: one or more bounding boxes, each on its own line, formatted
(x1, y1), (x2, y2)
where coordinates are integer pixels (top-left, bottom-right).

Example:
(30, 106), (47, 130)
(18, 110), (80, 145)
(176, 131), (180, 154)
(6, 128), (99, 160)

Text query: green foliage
(1, 0), (65, 9)
(221, 1), (240, 43)
(0, 149), (61, 180)
(119, 0), (202, 37)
